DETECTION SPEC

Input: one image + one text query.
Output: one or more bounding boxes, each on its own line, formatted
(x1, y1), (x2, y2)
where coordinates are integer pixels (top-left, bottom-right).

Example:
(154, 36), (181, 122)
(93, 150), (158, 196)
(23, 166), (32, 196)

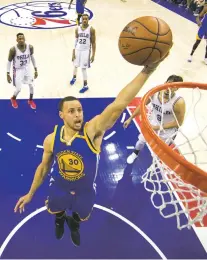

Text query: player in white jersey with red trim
(123, 75), (186, 164)
(7, 33), (38, 109)
(70, 14), (96, 93)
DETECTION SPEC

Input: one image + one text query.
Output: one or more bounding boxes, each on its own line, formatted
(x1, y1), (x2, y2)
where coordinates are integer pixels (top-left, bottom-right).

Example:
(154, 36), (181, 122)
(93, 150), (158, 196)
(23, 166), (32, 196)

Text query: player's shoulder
(10, 46), (16, 52)
(44, 132), (56, 146)
(44, 133), (54, 143)
(174, 96), (185, 109)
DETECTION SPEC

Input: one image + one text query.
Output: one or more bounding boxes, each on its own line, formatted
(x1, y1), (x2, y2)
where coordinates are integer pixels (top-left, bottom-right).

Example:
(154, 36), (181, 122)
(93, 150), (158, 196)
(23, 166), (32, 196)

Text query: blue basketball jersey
(197, 14), (207, 39)
(50, 123), (100, 192)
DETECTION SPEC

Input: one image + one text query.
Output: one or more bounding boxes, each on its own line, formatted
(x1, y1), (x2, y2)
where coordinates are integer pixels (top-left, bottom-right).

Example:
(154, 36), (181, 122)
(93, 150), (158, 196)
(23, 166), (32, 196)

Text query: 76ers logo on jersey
(57, 150), (85, 181)
(0, 1), (93, 29)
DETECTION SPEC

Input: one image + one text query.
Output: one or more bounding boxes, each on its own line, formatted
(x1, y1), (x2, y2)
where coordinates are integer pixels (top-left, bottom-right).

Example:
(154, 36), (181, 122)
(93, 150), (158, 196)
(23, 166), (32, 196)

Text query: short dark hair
(166, 75), (183, 83)
(58, 96), (79, 111)
(82, 13), (89, 18)
(17, 33), (24, 38)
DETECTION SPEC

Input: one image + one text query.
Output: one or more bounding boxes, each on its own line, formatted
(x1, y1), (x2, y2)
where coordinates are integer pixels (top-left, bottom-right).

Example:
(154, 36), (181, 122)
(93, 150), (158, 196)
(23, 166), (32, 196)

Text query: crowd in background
(165, 0), (207, 16)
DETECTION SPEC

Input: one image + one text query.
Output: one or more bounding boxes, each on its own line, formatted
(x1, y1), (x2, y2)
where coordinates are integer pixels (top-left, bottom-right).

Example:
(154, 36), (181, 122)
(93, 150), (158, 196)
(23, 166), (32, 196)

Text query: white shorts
(13, 66), (34, 86)
(139, 127), (178, 145)
(74, 49), (91, 69)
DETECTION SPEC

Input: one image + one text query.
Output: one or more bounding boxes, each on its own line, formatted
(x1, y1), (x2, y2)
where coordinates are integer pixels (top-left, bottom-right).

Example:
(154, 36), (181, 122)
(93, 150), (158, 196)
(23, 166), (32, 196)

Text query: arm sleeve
(7, 61), (11, 73)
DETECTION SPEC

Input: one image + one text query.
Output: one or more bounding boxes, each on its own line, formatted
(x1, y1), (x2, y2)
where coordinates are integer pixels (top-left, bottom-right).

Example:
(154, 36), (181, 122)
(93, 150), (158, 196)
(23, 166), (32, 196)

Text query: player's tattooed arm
(8, 47), (15, 62)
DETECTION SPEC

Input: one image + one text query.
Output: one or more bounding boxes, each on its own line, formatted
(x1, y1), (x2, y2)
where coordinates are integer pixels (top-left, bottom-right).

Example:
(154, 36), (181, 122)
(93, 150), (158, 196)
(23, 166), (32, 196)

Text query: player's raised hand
(143, 51), (170, 74)
(123, 118), (132, 129)
(14, 193), (33, 213)
(7, 73), (12, 83)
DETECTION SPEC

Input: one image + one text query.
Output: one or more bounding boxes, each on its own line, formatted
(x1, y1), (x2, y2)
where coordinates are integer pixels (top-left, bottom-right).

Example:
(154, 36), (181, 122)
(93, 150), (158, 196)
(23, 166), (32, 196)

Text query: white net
(141, 86), (207, 230)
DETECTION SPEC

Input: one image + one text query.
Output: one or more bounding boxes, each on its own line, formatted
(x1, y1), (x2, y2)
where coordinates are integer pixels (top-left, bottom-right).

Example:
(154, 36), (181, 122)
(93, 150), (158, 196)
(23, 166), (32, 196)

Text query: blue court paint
(0, 98), (206, 259)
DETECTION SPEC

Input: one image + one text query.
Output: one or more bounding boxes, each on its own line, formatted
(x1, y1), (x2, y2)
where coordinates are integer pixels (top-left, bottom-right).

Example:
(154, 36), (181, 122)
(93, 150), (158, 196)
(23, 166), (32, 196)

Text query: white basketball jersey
(76, 26), (91, 51)
(150, 92), (181, 126)
(13, 44), (31, 69)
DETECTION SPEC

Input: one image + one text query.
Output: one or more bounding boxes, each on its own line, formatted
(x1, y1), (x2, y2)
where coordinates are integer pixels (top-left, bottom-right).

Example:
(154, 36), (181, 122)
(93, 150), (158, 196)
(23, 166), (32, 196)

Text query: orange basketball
(118, 16), (173, 66)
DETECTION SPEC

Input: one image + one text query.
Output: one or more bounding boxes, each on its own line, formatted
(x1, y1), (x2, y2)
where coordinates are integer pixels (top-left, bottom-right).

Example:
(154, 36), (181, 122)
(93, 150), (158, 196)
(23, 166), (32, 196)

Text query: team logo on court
(57, 150), (85, 181)
(0, 1), (93, 29)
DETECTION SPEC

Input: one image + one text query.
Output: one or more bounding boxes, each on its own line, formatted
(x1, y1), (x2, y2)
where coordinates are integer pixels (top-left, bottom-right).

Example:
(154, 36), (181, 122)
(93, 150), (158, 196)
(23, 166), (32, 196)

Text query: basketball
(118, 16), (173, 66)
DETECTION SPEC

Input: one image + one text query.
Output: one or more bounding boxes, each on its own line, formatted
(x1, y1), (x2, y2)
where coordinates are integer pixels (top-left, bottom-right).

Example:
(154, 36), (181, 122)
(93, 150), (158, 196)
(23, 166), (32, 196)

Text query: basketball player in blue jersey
(69, 0), (87, 25)
(188, 4), (207, 64)
(14, 55), (168, 246)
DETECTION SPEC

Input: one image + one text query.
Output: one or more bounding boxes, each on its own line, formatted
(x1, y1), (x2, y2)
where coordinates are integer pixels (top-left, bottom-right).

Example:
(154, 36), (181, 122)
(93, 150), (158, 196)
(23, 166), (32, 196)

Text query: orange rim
(140, 82), (207, 193)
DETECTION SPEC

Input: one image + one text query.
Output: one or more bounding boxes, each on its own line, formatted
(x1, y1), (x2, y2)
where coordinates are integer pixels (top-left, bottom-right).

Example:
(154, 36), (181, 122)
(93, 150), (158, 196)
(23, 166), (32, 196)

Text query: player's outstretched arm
(88, 55), (168, 136)
(14, 134), (54, 213)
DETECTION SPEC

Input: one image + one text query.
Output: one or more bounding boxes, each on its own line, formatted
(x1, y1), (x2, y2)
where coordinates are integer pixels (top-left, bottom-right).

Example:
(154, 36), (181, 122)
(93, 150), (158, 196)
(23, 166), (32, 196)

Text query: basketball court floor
(0, 0), (207, 259)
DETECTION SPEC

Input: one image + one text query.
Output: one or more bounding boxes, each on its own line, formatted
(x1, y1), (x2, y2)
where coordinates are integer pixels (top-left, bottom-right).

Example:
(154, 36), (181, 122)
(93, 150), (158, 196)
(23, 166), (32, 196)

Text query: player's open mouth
(74, 120), (82, 126)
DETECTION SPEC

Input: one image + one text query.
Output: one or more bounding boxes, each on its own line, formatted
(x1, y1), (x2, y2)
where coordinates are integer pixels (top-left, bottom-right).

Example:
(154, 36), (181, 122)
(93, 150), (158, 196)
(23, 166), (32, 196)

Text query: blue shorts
(76, 0), (85, 14)
(46, 181), (96, 220)
(197, 25), (207, 40)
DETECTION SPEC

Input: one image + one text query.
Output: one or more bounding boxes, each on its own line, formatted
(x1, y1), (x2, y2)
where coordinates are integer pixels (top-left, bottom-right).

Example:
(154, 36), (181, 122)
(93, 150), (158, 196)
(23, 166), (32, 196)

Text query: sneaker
(66, 216), (80, 246)
(70, 77), (76, 85)
(79, 86), (89, 93)
(11, 98), (18, 109)
(28, 100), (36, 109)
(187, 55), (192, 62)
(55, 214), (66, 240)
(127, 152), (138, 164)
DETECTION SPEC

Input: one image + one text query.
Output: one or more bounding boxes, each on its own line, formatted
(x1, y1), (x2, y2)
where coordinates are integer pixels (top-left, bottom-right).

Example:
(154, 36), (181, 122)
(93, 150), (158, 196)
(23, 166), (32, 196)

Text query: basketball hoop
(139, 82), (207, 229)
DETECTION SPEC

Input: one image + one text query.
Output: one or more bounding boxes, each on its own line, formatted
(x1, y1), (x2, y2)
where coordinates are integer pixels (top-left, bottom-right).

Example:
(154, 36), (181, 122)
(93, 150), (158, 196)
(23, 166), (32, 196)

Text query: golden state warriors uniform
(47, 123), (100, 220)
(197, 14), (207, 40)
(76, 0), (85, 15)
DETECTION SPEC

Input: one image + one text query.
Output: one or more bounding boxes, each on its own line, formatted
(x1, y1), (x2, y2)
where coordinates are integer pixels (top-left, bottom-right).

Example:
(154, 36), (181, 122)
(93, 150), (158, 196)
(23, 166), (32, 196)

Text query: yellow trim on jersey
(80, 213), (91, 221)
(76, 211), (91, 221)
(51, 125), (58, 152)
(84, 124), (100, 154)
(45, 200), (64, 215)
(60, 126), (79, 145)
(196, 34), (201, 40)
(76, 135), (86, 139)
